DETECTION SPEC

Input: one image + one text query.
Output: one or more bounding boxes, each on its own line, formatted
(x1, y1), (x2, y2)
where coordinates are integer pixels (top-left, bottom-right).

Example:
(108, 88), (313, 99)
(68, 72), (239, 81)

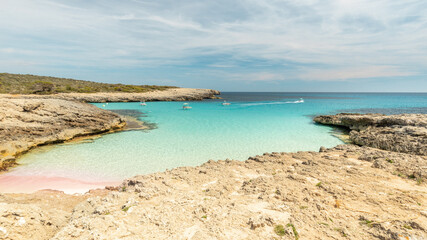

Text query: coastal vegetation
(0, 73), (175, 94)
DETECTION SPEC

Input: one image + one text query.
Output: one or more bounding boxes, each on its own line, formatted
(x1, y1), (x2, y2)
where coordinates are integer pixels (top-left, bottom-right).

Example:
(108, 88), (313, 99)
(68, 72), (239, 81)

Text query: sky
(0, 0), (426, 92)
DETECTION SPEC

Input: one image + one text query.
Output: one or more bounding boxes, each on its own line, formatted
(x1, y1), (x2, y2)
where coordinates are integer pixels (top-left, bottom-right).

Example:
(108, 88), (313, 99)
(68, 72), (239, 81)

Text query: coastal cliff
(0, 98), (126, 170)
(314, 113), (427, 155)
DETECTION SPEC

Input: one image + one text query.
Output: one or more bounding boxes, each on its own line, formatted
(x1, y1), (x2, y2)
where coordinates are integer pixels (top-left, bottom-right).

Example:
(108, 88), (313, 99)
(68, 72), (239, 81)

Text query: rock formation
(314, 113), (427, 155)
(0, 98), (126, 170)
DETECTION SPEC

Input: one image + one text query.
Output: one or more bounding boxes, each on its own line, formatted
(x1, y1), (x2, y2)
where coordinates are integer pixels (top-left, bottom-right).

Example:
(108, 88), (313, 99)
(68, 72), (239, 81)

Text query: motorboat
(222, 100), (231, 106)
(140, 101), (147, 106)
(295, 98), (304, 103)
(182, 103), (192, 109)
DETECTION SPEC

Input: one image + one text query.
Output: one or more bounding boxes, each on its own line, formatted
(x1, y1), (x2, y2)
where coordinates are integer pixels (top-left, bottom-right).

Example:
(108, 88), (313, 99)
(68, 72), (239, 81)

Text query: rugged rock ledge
(0, 88), (220, 102)
(0, 98), (126, 170)
(314, 113), (427, 156)
(1, 145), (425, 240)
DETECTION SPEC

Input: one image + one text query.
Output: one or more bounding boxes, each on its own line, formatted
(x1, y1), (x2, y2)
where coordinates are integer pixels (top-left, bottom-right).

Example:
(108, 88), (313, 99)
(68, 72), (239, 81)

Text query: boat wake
(241, 99), (304, 106)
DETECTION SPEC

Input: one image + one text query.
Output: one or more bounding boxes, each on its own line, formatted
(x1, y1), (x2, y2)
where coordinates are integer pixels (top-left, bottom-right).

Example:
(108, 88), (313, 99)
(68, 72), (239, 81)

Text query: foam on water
(240, 100), (303, 106)
(1, 92), (426, 193)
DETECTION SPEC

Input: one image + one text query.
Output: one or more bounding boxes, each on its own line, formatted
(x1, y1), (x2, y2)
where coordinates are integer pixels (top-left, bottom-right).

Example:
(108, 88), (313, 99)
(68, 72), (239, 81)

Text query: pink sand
(0, 175), (121, 194)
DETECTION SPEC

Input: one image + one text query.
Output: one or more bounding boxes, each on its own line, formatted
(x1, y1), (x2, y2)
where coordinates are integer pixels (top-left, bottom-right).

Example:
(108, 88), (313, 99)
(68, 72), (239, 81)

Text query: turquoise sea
(1, 92), (426, 193)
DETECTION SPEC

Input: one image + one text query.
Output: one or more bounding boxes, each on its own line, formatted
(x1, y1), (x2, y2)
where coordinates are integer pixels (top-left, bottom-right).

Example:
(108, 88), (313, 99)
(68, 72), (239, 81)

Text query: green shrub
(274, 225), (285, 236)
(0, 73), (175, 94)
(31, 81), (54, 94)
(286, 223), (299, 240)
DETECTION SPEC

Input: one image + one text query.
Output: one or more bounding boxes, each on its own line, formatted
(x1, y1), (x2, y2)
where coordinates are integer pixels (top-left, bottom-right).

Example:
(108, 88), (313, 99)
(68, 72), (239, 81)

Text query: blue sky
(0, 0), (426, 92)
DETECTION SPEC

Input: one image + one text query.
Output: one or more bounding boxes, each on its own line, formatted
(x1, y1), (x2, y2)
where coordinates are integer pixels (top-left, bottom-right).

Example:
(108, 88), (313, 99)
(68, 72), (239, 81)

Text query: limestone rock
(0, 98), (126, 170)
(314, 113), (427, 155)
(0, 145), (425, 240)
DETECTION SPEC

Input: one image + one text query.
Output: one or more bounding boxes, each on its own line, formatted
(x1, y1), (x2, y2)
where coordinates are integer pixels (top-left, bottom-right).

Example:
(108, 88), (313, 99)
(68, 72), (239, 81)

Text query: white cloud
(229, 72), (286, 82)
(299, 66), (416, 81)
(0, 48), (16, 53)
(0, 0), (426, 85)
(114, 14), (136, 20)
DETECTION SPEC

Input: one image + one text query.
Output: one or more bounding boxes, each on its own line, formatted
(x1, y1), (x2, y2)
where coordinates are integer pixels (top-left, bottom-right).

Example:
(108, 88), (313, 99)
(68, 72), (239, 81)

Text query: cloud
(114, 14), (136, 20)
(0, 0), (426, 90)
(208, 64), (235, 68)
(299, 66), (416, 81)
(229, 72), (286, 82)
(0, 48), (16, 53)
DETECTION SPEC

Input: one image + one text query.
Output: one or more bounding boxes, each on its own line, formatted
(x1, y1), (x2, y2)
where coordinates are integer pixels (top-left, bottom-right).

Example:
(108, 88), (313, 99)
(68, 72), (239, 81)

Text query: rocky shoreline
(1, 143), (425, 240)
(0, 98), (126, 171)
(0, 88), (220, 102)
(0, 108), (426, 239)
(314, 113), (427, 156)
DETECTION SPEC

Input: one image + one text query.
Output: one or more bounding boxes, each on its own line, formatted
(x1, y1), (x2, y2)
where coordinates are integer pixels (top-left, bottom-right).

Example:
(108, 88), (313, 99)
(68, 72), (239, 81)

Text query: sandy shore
(0, 175), (121, 194)
(0, 113), (425, 239)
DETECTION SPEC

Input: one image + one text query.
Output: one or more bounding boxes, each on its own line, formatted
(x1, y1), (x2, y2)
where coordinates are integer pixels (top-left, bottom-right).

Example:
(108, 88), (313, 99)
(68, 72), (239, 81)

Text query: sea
(1, 92), (426, 193)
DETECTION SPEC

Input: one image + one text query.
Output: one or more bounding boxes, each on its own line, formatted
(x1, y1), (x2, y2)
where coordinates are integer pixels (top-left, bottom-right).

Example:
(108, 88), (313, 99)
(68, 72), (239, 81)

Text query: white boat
(222, 100), (231, 106)
(295, 98), (304, 103)
(182, 103), (192, 110)
(140, 101), (147, 106)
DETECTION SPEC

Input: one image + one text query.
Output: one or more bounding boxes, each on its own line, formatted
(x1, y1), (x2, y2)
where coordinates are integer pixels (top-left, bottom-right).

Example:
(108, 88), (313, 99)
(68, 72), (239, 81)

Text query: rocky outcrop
(0, 98), (126, 170)
(314, 113), (427, 155)
(1, 145), (425, 240)
(0, 88), (220, 102)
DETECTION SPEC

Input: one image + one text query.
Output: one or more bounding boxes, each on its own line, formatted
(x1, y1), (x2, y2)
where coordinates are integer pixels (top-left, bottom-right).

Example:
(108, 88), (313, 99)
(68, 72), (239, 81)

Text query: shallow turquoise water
(3, 93), (427, 186)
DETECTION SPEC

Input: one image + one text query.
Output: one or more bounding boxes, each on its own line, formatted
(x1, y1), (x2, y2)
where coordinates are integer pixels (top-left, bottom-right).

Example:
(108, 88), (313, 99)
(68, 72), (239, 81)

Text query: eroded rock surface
(1, 145), (423, 240)
(0, 98), (125, 170)
(314, 113), (427, 155)
(0, 190), (109, 240)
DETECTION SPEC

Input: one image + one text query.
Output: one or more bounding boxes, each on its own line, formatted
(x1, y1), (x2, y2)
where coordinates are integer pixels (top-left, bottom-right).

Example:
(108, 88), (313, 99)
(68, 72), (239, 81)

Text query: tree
(32, 81), (54, 94)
